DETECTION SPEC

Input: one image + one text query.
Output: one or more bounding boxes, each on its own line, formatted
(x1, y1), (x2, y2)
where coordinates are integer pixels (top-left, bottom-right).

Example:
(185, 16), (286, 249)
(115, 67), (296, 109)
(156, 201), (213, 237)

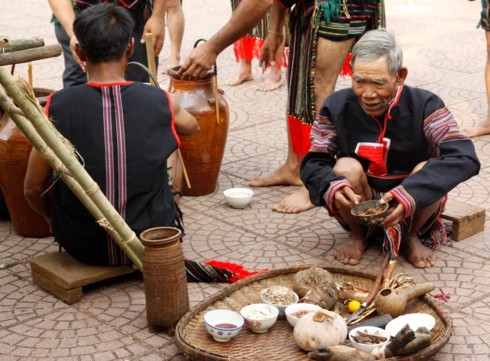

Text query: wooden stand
(441, 199), (486, 241)
(30, 252), (136, 304)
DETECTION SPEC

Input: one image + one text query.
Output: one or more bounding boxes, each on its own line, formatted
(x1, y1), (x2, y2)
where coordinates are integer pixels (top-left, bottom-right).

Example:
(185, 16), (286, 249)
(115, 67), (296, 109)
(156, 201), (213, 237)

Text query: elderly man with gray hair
(300, 29), (480, 269)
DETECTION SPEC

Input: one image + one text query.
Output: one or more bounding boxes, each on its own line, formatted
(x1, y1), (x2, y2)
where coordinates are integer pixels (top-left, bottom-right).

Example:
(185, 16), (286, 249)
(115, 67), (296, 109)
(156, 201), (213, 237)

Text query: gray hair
(351, 29), (403, 74)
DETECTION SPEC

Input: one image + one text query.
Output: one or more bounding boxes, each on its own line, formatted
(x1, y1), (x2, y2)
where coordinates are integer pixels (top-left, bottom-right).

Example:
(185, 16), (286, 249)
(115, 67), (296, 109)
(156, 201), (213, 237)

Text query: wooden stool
(30, 252), (136, 304)
(441, 199), (486, 241)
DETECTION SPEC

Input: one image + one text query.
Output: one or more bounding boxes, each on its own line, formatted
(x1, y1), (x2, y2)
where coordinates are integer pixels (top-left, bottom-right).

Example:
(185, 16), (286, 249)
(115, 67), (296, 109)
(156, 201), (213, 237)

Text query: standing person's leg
(229, 57), (254, 85)
(165, 0), (185, 71)
(228, 0), (267, 86)
(251, 38), (354, 213)
(463, 30), (490, 137)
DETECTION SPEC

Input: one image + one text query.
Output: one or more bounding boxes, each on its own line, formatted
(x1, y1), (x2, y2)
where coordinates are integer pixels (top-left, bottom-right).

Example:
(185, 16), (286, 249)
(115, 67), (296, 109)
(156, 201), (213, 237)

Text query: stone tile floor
(0, 0), (489, 360)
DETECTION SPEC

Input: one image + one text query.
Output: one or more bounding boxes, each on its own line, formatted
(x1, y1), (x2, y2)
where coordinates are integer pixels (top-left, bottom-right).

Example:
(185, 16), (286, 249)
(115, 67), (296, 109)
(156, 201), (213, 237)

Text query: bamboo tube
(0, 67), (144, 270)
(143, 33), (157, 86)
(214, 75), (220, 124)
(0, 37), (45, 53)
(28, 62), (33, 88)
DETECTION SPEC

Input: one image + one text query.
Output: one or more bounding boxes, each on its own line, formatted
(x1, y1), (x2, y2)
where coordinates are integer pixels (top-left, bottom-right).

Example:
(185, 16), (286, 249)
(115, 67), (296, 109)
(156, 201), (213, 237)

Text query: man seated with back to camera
(24, 3), (199, 266)
(300, 29), (480, 269)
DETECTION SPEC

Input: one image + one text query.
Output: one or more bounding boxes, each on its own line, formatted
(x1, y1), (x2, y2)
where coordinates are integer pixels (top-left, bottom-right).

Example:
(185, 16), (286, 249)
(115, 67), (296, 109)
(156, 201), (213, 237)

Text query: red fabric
(385, 225), (401, 258)
(233, 36), (288, 70)
(233, 36), (264, 63)
(288, 115), (312, 157)
(205, 260), (268, 283)
(339, 53), (352, 78)
(356, 142), (387, 175)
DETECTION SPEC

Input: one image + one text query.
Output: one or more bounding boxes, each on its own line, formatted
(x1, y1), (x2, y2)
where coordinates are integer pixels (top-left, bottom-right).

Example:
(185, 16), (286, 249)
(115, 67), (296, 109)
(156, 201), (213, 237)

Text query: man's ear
(126, 38), (135, 58)
(397, 67), (408, 84)
(74, 43), (87, 62)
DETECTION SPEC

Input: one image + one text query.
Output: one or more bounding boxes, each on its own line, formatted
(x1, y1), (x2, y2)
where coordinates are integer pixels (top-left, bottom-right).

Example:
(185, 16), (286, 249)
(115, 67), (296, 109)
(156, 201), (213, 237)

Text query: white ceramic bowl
(349, 326), (391, 353)
(223, 188), (254, 209)
(284, 303), (322, 327)
(240, 303), (279, 333)
(260, 286), (299, 316)
(385, 313), (436, 337)
(204, 309), (244, 342)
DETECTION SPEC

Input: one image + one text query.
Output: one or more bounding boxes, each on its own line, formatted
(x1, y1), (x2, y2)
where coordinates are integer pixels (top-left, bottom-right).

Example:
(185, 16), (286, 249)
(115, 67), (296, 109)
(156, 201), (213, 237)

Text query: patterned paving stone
(406, 248), (490, 310)
(433, 312), (490, 361)
(1, 0), (489, 360)
(223, 134), (283, 165)
(0, 232), (57, 270)
(0, 308), (155, 360)
(223, 152), (288, 182)
(0, 269), (66, 329)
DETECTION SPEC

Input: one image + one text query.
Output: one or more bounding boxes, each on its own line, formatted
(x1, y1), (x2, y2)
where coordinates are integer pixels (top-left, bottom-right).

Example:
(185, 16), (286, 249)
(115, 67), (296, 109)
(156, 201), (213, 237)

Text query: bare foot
(257, 72), (283, 92)
(334, 235), (366, 265)
(249, 164), (302, 187)
(272, 186), (315, 213)
(228, 73), (254, 86)
(461, 124), (490, 138)
(402, 235), (436, 268)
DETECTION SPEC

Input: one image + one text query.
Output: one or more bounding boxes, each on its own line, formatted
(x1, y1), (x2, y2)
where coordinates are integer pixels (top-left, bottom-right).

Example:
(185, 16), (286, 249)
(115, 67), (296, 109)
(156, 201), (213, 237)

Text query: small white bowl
(204, 309), (244, 342)
(260, 286), (299, 316)
(223, 188), (254, 209)
(285, 303), (322, 327)
(240, 303), (279, 333)
(349, 326), (391, 353)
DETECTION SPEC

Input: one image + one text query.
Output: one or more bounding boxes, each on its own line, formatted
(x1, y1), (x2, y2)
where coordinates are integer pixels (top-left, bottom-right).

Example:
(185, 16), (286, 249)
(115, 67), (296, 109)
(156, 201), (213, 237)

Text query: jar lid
(167, 66), (214, 81)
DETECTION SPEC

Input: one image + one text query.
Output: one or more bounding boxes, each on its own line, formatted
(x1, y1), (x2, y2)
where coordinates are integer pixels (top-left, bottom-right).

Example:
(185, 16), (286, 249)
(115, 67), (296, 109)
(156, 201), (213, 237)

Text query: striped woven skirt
(286, 0), (385, 156)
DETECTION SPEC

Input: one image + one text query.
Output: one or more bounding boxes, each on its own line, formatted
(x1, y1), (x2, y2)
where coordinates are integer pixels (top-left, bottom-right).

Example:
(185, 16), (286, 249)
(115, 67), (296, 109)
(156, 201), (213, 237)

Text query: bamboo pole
(0, 37), (45, 53)
(0, 67), (144, 270)
(143, 33), (157, 86)
(0, 44), (62, 66)
(214, 75), (220, 125)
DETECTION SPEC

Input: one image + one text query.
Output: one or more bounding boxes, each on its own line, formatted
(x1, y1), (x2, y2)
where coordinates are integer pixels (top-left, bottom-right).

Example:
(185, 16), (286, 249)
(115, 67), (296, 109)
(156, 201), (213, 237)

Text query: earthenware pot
(167, 66), (229, 196)
(0, 88), (52, 237)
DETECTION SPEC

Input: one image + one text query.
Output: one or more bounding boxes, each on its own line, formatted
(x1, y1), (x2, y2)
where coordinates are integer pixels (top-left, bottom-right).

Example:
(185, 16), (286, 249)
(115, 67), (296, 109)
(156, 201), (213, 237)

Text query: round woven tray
(175, 264), (453, 361)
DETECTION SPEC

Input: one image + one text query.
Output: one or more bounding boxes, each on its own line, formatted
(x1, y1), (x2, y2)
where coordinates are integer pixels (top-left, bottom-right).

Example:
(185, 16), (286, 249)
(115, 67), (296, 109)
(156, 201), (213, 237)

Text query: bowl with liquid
(204, 309), (244, 342)
(223, 187), (254, 209)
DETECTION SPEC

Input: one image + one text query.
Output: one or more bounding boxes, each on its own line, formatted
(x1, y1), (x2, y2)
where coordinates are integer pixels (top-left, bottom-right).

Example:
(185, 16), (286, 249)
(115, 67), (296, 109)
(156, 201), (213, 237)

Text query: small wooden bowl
(351, 200), (389, 227)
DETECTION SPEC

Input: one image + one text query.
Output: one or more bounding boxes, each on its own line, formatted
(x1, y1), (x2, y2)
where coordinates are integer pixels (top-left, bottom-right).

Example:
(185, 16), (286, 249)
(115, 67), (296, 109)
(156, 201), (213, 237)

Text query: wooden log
(0, 37), (45, 52)
(0, 44), (62, 66)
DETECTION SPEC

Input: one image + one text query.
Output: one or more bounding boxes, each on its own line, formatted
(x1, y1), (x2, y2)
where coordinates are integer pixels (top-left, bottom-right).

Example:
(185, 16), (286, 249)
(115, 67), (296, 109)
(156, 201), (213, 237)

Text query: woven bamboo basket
(175, 264), (453, 361)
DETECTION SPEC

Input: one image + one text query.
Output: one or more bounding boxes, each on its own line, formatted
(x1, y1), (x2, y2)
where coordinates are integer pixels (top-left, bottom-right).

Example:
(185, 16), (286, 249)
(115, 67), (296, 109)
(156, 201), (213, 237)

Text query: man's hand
(178, 42), (218, 79)
(333, 186), (362, 209)
(379, 192), (405, 227)
(259, 33), (283, 69)
(142, 15), (165, 55)
(69, 34), (85, 71)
